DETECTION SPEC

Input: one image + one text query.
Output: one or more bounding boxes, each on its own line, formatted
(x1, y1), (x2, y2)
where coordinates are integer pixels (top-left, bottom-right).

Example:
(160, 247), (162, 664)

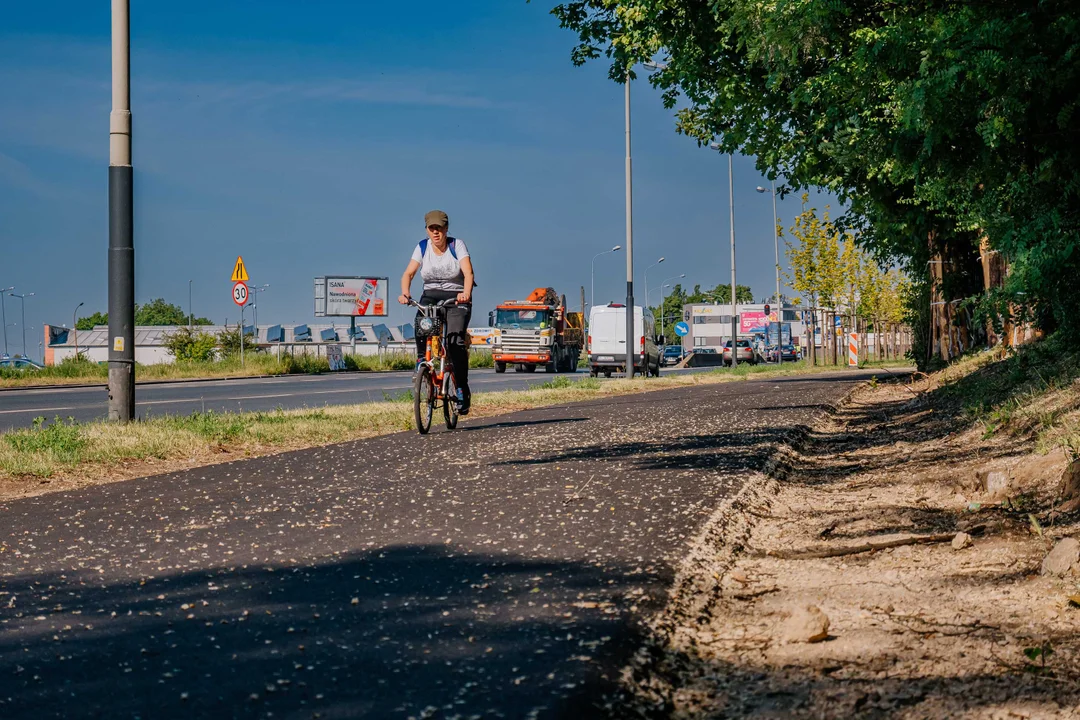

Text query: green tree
(216, 325), (257, 358)
(75, 311), (109, 331)
(75, 300), (212, 329)
(136, 298), (212, 326)
(549, 0), (1080, 355)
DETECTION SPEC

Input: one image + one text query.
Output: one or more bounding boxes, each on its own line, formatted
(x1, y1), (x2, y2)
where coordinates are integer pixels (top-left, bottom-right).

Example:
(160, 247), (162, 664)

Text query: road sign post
(233, 281), (248, 368)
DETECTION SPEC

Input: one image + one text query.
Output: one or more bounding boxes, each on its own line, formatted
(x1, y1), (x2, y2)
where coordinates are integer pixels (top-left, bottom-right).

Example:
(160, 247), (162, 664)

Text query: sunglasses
(427, 225), (446, 232)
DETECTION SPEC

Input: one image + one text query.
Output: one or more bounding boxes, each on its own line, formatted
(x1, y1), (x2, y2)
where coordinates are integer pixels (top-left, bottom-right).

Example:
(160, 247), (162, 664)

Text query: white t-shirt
(410, 237), (470, 293)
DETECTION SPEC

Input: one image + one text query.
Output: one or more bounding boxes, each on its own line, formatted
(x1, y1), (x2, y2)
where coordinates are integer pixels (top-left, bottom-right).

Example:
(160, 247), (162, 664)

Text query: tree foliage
(75, 312), (108, 331)
(549, 0), (1080, 340)
(74, 300), (212, 330)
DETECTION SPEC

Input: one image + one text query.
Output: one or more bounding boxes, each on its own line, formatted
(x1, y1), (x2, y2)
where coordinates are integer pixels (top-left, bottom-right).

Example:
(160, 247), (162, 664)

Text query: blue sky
(0, 1), (827, 358)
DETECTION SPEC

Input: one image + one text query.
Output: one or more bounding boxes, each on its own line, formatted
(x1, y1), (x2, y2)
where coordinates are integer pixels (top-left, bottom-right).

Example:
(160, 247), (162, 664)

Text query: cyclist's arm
(457, 257), (475, 303)
(399, 259), (420, 304)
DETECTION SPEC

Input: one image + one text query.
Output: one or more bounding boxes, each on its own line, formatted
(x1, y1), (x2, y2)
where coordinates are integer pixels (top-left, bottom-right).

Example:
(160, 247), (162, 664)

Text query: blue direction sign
(674, 321), (690, 337)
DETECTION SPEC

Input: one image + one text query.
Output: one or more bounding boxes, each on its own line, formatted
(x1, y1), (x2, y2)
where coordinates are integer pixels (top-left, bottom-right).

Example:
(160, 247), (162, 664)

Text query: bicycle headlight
(418, 317), (435, 334)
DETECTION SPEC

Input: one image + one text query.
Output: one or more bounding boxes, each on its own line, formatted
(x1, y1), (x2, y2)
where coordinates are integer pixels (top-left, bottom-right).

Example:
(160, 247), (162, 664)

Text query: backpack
(417, 237), (477, 287)
(418, 237), (458, 259)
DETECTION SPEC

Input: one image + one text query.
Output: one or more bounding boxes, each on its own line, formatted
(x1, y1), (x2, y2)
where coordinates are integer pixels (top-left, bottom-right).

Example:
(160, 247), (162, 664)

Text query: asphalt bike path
(0, 372), (877, 718)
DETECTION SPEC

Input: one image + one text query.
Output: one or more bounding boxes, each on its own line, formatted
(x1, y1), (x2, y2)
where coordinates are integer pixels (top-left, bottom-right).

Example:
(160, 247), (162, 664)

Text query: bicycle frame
(412, 299), (467, 407)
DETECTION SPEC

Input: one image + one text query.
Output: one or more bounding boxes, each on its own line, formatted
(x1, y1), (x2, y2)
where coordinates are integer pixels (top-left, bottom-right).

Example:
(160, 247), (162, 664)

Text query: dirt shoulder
(620, 367), (1080, 718)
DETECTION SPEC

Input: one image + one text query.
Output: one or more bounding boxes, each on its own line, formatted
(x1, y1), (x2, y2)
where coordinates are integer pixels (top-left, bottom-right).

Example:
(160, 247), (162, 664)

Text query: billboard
(314, 277), (389, 317)
(740, 311), (778, 333)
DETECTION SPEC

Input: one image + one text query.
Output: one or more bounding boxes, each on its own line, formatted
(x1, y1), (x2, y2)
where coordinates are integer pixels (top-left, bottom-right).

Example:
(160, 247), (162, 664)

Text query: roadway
(0, 372), (877, 718)
(0, 367), (702, 431)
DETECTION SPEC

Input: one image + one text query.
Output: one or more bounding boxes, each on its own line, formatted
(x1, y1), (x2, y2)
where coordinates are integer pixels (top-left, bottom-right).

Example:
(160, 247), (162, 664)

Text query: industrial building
(679, 303), (806, 352)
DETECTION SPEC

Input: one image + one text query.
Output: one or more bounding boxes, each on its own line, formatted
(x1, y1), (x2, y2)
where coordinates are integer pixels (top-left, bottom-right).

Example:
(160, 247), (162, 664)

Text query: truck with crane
(488, 288), (583, 373)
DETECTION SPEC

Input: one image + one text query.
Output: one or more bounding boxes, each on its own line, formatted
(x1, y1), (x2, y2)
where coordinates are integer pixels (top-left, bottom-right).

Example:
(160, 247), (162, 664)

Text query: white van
(587, 303), (662, 378)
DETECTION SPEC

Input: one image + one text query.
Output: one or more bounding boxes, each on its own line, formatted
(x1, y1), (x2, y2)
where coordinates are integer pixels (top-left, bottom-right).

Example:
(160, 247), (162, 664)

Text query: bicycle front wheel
(414, 365), (434, 434)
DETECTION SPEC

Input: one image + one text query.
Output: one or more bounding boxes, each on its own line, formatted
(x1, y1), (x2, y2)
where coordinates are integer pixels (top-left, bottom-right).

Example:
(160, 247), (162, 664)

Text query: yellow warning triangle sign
(231, 256), (249, 282)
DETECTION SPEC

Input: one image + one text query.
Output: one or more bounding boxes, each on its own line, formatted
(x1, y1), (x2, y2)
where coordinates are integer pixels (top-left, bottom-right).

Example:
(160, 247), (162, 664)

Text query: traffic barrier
(849, 332), (859, 367)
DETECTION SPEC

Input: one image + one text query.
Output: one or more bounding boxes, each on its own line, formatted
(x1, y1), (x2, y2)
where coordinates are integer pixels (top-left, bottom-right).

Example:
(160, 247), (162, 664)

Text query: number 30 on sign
(233, 281), (249, 307)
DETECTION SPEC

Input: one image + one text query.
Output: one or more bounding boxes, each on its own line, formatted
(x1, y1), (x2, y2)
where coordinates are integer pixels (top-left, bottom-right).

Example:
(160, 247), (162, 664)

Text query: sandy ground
(617, 377), (1080, 719)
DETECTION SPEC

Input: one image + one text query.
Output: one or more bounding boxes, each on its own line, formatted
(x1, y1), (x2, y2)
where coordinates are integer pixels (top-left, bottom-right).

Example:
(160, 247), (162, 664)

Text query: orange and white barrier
(848, 332), (859, 367)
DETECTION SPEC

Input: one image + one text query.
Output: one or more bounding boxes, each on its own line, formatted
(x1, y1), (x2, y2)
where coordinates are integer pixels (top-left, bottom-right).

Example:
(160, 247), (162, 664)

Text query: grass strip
(0, 360), (908, 493)
(0, 351), (496, 389)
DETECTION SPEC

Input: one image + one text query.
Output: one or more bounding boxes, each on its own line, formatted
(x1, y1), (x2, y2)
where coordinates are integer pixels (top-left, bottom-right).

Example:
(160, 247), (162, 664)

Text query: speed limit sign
(232, 281), (249, 307)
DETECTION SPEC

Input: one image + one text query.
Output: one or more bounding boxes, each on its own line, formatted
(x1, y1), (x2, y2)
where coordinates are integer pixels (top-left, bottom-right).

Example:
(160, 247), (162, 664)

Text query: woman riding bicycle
(398, 210), (475, 414)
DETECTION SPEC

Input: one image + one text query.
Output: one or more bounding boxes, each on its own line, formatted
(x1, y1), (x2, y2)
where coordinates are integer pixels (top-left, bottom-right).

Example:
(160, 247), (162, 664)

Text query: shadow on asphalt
(0, 545), (659, 719)
(462, 417), (590, 432)
(495, 428), (792, 472)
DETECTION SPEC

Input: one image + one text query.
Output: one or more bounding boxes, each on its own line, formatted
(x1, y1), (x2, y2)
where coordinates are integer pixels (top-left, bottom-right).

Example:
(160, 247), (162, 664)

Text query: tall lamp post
(590, 245), (622, 310)
(658, 273), (686, 341)
(250, 284), (270, 335)
(623, 69), (636, 377)
(73, 302), (85, 359)
(643, 257), (665, 315)
(756, 183), (783, 353)
(0, 286), (13, 356)
(108, 0), (135, 421)
(9, 292), (34, 358)
(711, 143), (738, 367)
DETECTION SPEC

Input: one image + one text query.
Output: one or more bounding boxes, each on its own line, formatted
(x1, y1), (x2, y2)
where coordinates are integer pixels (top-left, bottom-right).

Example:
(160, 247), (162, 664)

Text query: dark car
(696, 348), (717, 354)
(765, 344), (800, 363)
(661, 345), (685, 366)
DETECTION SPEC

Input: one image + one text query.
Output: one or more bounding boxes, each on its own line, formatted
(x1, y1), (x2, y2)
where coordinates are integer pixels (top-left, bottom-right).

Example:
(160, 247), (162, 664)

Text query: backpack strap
(418, 237), (457, 259)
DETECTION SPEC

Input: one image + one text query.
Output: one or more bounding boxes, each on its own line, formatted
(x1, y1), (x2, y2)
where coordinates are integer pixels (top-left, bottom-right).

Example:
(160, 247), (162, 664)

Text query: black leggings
(415, 290), (472, 395)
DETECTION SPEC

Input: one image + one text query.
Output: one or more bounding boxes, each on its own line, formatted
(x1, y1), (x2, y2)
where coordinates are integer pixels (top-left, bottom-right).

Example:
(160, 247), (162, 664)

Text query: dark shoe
(459, 388), (471, 415)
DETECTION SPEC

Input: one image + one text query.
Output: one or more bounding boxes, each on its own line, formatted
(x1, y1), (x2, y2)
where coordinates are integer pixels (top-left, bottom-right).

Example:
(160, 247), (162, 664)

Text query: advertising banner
(317, 277), (389, 317)
(740, 311), (778, 333)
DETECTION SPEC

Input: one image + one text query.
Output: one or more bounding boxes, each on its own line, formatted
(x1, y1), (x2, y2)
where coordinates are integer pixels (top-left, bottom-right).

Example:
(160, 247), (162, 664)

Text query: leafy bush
(163, 327), (218, 362)
(469, 351), (494, 369)
(217, 326), (258, 358)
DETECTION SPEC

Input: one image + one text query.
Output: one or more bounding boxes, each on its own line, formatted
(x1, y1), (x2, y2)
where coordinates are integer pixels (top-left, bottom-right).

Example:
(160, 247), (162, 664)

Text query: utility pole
(0, 287), (12, 356)
(189, 279), (193, 330)
(108, 0), (135, 421)
(728, 154), (738, 368)
(624, 72), (636, 378)
(73, 302), (84, 359)
(10, 292), (34, 358)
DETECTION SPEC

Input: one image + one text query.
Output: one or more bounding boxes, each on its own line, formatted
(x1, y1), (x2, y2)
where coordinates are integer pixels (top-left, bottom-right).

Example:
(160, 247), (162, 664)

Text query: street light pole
(108, 0), (135, 421)
(644, 257), (665, 315)
(657, 273), (686, 342)
(0, 286), (12, 356)
(10, 292), (34, 358)
(590, 246), (621, 310)
(624, 72), (636, 378)
(251, 284), (269, 333)
(729, 154), (738, 368)
(189, 279), (193, 330)
(73, 302), (84, 359)
(757, 183), (783, 353)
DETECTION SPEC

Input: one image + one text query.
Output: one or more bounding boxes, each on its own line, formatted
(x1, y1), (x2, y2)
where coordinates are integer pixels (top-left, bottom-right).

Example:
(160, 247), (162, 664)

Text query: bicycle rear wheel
(414, 366), (434, 434)
(443, 372), (459, 430)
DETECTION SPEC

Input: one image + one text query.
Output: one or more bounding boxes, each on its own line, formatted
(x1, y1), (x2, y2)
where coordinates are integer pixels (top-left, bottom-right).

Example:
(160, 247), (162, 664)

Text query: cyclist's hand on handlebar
(398, 294), (412, 305)
(456, 291), (472, 304)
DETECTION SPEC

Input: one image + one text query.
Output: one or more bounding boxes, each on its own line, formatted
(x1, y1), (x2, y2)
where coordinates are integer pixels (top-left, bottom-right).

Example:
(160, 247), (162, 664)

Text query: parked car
(696, 348), (717, 354)
(661, 345), (685, 366)
(765, 344), (800, 363)
(0, 356), (44, 370)
(722, 339), (756, 366)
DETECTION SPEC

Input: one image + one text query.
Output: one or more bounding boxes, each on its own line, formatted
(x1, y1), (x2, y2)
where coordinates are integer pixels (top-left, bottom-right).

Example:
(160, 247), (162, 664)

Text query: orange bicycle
(410, 298), (467, 434)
